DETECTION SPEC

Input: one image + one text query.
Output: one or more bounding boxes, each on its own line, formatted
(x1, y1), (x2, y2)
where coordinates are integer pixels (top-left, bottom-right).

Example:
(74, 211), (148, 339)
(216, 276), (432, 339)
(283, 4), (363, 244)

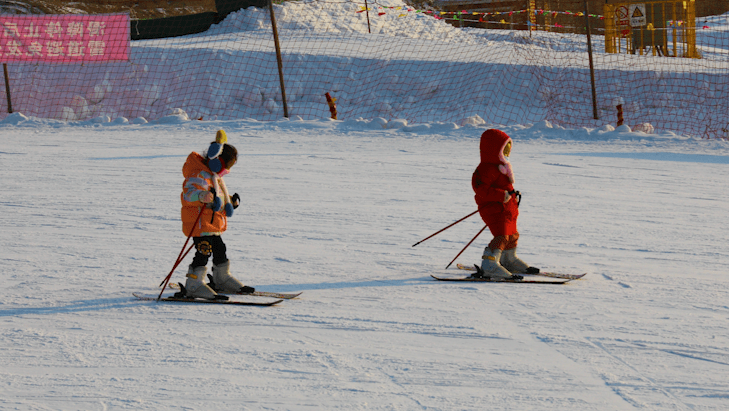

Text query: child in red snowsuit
(472, 129), (539, 278)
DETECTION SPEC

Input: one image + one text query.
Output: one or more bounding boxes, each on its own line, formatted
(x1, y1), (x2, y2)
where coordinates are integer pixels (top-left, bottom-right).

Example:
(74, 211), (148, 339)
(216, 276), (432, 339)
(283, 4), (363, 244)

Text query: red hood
(182, 152), (209, 178)
(479, 129), (512, 164)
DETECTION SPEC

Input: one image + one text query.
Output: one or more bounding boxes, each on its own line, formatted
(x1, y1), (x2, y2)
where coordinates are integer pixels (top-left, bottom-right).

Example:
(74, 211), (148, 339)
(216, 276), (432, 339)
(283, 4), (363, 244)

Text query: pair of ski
(430, 264), (586, 284)
(134, 283), (302, 306)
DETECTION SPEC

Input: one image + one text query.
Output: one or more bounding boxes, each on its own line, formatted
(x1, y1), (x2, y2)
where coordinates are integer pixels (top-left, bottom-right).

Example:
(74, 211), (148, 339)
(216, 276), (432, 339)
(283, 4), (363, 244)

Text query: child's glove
(225, 202), (234, 217)
(508, 189), (521, 206)
(212, 196), (223, 212)
(231, 193), (240, 209)
(201, 188), (222, 211)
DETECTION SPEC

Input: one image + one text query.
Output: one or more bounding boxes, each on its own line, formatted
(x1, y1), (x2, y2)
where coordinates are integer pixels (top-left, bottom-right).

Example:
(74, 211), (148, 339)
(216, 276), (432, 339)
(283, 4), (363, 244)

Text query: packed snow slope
(1, 113), (729, 410)
(2, 1), (729, 409)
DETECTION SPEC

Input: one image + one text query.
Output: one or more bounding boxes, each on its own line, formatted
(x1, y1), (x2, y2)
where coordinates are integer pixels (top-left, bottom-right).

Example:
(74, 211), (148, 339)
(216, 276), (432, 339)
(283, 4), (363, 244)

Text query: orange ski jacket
(180, 152), (228, 237)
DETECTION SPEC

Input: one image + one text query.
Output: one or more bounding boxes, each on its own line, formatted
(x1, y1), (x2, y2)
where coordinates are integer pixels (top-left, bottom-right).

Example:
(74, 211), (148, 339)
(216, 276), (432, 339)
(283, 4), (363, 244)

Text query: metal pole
(528, 0), (533, 37)
(157, 205), (207, 300)
(364, 0), (371, 34)
(445, 224), (488, 269)
(584, 0), (598, 120)
(3, 63), (12, 113)
(412, 210), (479, 247)
(268, 0), (289, 118)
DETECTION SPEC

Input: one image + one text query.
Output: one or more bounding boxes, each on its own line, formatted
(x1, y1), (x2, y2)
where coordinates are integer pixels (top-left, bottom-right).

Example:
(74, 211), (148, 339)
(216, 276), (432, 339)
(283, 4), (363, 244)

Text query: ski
(230, 290), (302, 299)
(168, 282), (302, 299)
(133, 293), (283, 306)
(456, 263), (586, 280)
(431, 275), (570, 284)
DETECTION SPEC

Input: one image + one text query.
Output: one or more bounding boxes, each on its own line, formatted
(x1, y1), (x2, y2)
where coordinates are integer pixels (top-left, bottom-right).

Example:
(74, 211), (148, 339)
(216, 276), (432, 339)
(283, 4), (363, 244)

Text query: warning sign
(614, 5), (630, 37)
(629, 4), (647, 27)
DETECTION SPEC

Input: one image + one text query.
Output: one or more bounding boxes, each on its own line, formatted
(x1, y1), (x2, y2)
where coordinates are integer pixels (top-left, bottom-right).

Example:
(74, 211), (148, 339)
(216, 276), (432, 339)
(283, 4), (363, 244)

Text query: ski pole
(157, 205), (206, 300)
(445, 224), (488, 269)
(158, 242), (195, 288)
(412, 210), (479, 247)
(158, 236), (194, 288)
(157, 243), (194, 301)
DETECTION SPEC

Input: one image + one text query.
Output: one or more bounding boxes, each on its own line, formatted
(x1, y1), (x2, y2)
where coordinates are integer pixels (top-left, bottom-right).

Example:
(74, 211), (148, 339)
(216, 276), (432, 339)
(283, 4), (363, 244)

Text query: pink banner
(0, 14), (130, 63)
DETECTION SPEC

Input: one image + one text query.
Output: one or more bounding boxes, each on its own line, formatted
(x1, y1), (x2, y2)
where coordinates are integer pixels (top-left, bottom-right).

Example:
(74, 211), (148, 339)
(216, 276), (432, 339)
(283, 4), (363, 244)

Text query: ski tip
(252, 291), (303, 299)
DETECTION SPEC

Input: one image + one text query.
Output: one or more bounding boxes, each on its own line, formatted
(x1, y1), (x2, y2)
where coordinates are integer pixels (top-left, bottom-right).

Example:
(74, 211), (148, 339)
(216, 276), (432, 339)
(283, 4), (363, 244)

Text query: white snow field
(1, 116), (729, 410)
(2, 0), (729, 410)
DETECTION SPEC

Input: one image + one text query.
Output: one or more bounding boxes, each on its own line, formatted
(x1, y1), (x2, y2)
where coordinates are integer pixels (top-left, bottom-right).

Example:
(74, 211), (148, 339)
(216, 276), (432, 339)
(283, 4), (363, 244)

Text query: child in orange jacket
(179, 130), (254, 299)
(472, 129), (539, 279)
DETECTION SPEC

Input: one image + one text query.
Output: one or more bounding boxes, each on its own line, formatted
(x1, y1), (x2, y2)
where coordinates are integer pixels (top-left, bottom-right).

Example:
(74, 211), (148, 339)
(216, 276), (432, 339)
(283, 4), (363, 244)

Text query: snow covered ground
(1, 115), (729, 410)
(2, 0), (728, 137)
(2, 1), (729, 409)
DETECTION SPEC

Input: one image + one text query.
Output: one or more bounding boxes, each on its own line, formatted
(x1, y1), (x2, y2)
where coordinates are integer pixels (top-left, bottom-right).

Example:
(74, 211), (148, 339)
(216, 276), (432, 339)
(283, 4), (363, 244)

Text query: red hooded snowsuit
(472, 129), (519, 237)
(180, 152), (228, 237)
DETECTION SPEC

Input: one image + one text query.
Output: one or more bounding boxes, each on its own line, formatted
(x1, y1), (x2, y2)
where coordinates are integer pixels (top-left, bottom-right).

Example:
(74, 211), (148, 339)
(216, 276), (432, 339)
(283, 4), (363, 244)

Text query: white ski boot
(501, 248), (540, 274)
(183, 265), (219, 299)
(210, 260), (255, 294)
(475, 248), (517, 279)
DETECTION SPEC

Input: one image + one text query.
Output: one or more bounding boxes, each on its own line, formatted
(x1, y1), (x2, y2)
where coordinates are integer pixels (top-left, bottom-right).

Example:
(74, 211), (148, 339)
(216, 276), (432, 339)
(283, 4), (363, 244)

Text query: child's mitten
(212, 196), (222, 211)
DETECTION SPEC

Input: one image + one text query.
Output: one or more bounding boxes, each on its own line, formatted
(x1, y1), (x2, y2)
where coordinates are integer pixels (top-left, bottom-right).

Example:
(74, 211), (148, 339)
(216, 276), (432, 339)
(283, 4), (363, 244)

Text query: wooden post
(325, 92), (337, 120)
(584, 0), (598, 120)
(268, 0), (289, 118)
(3, 63), (12, 113)
(616, 104), (624, 126)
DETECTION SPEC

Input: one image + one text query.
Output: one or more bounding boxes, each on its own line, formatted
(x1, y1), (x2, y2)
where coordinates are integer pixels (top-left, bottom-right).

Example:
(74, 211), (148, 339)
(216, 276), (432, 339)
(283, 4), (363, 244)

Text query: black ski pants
(191, 235), (228, 267)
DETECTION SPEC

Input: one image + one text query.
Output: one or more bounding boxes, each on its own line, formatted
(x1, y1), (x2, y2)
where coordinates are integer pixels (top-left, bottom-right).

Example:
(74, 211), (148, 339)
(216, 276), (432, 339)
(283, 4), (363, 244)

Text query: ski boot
(208, 260), (255, 294)
(175, 265), (221, 300)
(470, 248), (523, 280)
(500, 248), (540, 274)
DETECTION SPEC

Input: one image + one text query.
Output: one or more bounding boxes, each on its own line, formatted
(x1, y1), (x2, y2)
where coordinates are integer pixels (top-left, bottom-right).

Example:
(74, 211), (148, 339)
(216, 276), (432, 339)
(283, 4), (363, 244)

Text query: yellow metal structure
(604, 0), (697, 58)
(528, 0), (536, 30)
